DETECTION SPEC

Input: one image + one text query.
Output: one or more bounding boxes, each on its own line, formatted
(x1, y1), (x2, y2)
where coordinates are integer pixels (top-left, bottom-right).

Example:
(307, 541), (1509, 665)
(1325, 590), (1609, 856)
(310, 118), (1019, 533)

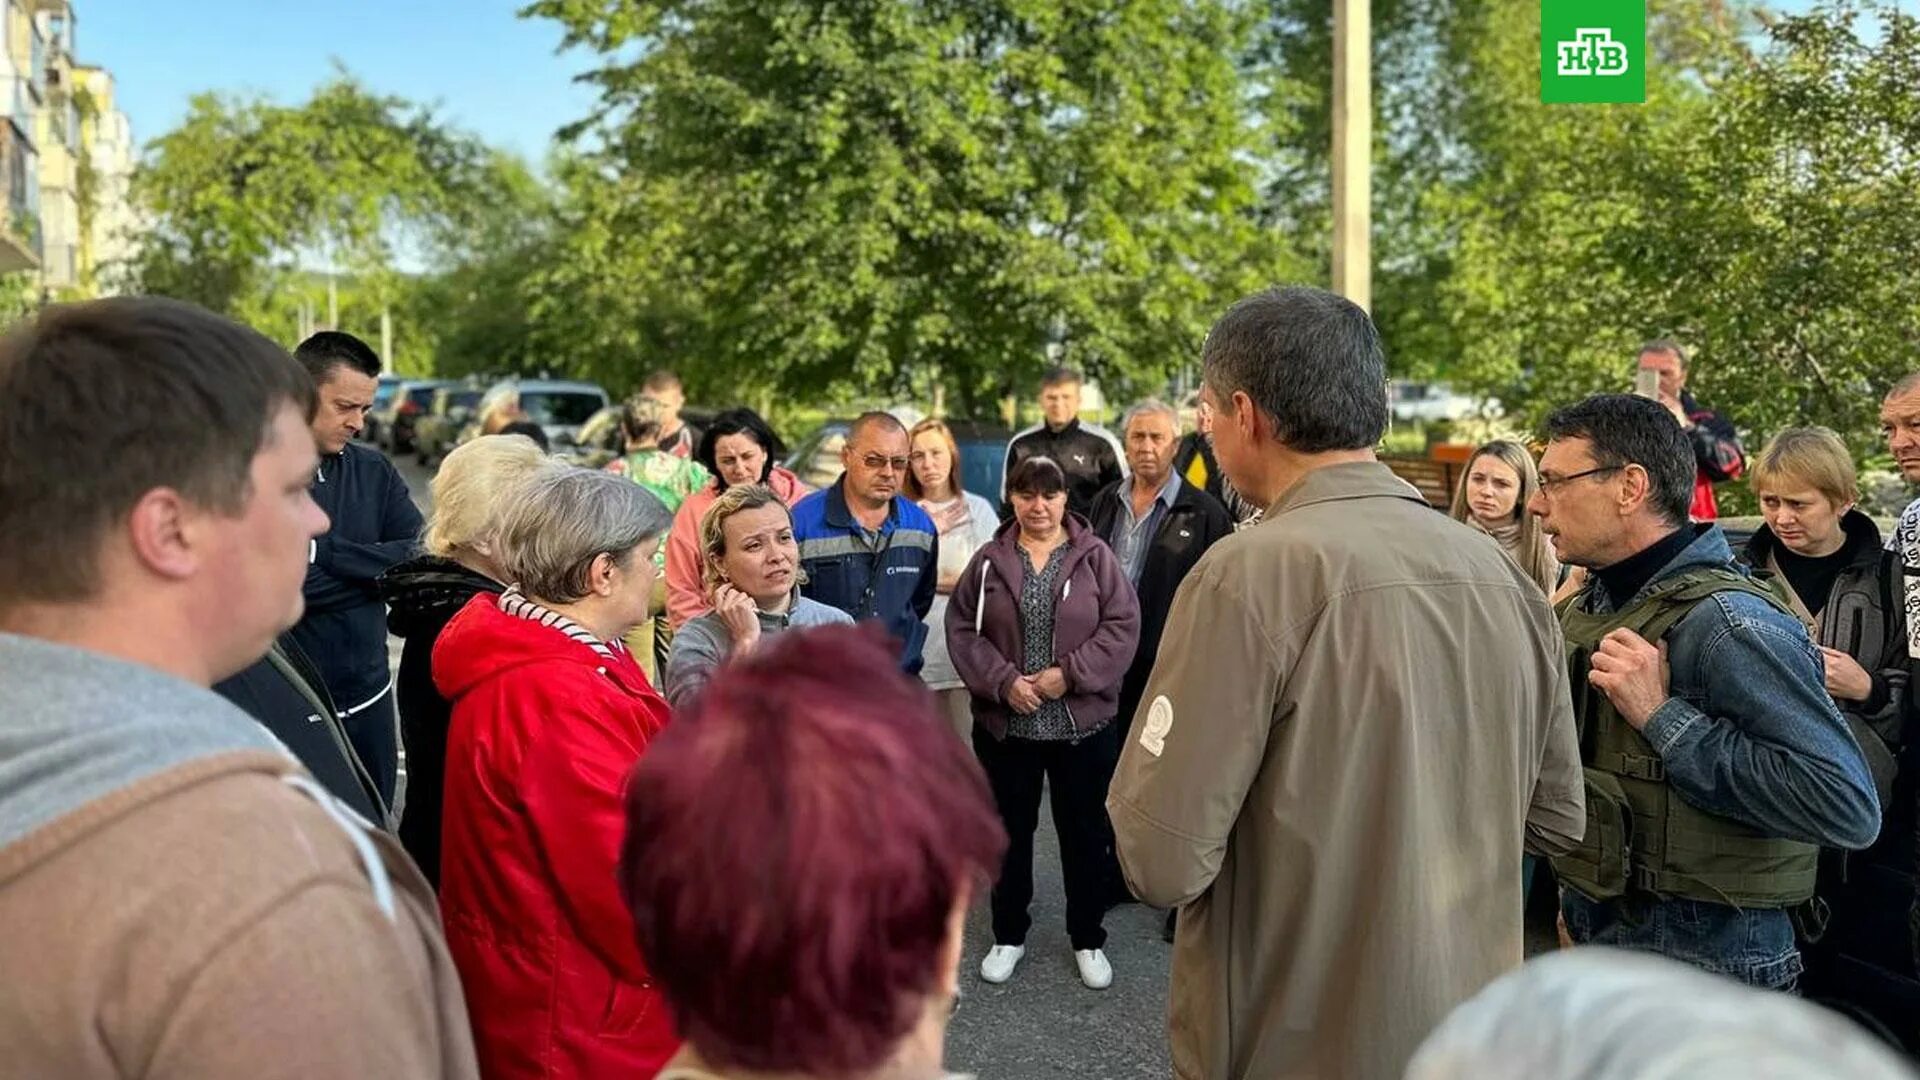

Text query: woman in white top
(906, 419), (1001, 741)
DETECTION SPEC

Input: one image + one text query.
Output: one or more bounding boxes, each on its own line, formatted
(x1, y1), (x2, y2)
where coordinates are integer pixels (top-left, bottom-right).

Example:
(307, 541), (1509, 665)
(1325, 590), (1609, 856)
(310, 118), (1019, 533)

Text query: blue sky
(74, 0), (599, 163)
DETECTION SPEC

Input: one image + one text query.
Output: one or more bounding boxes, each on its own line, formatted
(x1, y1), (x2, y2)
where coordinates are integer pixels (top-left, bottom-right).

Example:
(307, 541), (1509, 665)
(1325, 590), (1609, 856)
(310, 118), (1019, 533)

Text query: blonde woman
(1449, 440), (1560, 596)
(1740, 428), (1913, 1040)
(662, 484), (852, 709)
(379, 432), (550, 887)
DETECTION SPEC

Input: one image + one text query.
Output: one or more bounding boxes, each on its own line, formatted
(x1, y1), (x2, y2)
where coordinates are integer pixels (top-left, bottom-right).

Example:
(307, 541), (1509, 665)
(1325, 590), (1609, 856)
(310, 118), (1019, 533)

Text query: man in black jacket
(288, 332), (423, 807)
(1003, 366), (1124, 520)
(1088, 400), (1235, 743)
(1089, 399), (1233, 925)
(1638, 339), (1746, 521)
(213, 634), (386, 825)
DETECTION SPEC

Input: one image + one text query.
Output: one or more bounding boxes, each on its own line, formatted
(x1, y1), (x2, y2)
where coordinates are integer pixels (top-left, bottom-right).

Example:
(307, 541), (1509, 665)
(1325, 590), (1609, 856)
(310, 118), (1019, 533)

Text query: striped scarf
(497, 587), (622, 665)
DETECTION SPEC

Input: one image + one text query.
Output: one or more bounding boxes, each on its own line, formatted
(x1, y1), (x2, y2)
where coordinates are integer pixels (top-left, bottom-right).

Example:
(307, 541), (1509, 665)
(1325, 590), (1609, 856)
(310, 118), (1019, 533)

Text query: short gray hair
(1638, 337), (1688, 370)
(1406, 949), (1915, 1080)
(1202, 286), (1388, 453)
(495, 465), (673, 604)
(1886, 371), (1920, 401)
(1121, 399), (1178, 435)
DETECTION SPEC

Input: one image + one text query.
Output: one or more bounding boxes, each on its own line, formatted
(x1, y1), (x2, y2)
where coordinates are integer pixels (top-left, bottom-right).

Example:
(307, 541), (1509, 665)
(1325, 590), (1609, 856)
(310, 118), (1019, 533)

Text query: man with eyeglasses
(1531, 392), (1879, 991)
(791, 412), (941, 672)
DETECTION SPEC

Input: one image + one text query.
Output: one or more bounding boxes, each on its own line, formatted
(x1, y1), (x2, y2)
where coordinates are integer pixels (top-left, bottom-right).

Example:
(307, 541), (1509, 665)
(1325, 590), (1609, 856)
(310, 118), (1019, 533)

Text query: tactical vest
(1551, 567), (1820, 908)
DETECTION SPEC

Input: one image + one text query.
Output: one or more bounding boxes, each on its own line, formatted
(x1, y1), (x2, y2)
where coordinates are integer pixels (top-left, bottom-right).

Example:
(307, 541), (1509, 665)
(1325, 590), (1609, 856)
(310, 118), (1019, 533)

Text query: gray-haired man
(1108, 286), (1583, 1080)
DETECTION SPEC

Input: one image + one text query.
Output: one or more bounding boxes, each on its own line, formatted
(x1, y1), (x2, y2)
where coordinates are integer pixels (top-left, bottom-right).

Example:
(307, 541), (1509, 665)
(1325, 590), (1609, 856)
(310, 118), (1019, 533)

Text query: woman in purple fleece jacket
(946, 455), (1140, 992)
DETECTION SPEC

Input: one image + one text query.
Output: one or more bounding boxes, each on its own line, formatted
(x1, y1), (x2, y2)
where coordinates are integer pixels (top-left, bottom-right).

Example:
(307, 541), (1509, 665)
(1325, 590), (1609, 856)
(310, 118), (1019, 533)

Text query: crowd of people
(2, 290), (1919, 1080)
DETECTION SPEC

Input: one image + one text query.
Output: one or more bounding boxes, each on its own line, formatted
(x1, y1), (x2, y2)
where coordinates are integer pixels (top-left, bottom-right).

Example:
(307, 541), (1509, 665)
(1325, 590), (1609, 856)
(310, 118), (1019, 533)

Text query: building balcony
(0, 114), (40, 274)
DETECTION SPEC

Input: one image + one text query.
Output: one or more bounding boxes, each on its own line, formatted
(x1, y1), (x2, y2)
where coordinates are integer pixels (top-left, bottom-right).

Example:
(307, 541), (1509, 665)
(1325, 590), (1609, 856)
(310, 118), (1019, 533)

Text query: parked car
(372, 379), (451, 455)
(472, 379), (611, 452)
(414, 386), (486, 467)
(786, 417), (1009, 502)
(1389, 381), (1483, 423)
(361, 374), (402, 445)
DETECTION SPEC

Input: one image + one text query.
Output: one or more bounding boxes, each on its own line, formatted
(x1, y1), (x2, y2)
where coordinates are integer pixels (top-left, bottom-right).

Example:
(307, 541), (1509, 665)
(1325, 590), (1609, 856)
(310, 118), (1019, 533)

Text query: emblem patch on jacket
(1141, 695), (1174, 756)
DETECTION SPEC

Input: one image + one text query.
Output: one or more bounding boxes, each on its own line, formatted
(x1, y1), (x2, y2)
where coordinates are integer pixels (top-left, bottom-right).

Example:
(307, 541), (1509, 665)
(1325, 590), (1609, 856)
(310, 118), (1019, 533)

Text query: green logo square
(1541, 0), (1646, 104)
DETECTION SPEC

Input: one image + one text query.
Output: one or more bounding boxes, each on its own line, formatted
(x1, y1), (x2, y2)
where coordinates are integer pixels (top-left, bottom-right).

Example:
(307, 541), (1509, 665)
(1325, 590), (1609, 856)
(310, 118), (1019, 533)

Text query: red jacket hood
(432, 594), (652, 701)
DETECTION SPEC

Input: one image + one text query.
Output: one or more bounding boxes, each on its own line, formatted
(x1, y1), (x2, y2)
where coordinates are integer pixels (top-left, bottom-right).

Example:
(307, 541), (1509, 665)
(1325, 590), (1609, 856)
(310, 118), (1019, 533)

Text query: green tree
(1426, 0), (1920, 471)
(523, 0), (1307, 414)
(127, 73), (501, 359)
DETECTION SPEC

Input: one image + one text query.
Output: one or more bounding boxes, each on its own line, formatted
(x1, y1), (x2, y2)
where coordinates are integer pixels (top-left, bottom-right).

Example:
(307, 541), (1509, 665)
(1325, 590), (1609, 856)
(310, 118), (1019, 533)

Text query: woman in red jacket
(433, 464), (678, 1078)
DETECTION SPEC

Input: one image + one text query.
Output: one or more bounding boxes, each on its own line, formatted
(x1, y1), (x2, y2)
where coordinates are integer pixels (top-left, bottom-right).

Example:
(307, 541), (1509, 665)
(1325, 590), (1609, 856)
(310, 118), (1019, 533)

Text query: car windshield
(519, 391), (604, 426)
(448, 390), (482, 410)
(407, 386), (439, 406)
(372, 383), (399, 407)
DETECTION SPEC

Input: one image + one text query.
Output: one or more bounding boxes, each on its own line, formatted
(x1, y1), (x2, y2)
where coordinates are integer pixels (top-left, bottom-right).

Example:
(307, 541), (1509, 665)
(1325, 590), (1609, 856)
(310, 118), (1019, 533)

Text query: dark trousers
(973, 723), (1118, 952)
(343, 690), (399, 809)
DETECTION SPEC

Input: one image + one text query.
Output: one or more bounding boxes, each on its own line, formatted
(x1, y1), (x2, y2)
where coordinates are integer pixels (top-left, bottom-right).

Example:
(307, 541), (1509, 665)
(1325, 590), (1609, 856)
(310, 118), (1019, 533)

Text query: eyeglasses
(1536, 465), (1626, 493)
(860, 454), (911, 473)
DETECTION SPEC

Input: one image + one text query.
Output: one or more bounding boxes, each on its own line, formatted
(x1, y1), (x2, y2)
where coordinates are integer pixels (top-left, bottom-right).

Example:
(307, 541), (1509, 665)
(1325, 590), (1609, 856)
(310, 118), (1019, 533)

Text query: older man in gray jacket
(1108, 286), (1584, 1080)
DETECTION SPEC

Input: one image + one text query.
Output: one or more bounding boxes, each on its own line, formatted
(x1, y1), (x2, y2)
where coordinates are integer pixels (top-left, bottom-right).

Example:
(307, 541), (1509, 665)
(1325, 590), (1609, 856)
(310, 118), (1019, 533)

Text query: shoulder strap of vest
(1639, 566), (1791, 643)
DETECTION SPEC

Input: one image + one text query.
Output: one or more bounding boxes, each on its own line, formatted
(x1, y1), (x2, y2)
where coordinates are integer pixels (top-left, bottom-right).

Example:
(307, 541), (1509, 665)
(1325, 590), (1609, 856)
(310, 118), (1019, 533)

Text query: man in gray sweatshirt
(0, 298), (477, 1078)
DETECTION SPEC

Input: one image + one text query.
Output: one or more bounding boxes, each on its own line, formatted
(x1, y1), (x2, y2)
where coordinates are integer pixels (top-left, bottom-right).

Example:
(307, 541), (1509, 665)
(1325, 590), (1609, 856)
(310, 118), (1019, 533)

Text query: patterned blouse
(1010, 543), (1075, 741)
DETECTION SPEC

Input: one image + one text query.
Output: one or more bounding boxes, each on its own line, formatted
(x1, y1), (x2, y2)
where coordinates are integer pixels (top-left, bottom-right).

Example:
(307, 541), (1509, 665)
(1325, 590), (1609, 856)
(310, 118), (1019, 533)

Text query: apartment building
(0, 0), (134, 295)
(0, 0), (42, 274)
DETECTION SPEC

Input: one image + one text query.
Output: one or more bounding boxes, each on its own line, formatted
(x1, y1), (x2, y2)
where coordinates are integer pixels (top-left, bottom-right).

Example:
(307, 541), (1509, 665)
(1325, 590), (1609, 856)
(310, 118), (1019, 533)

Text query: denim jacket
(1560, 525), (1881, 988)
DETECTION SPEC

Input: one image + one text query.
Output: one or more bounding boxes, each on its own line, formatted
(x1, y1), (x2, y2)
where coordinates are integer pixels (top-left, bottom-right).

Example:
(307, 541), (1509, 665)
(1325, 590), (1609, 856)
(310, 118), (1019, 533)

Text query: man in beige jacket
(1108, 286), (1585, 1080)
(0, 298), (477, 1078)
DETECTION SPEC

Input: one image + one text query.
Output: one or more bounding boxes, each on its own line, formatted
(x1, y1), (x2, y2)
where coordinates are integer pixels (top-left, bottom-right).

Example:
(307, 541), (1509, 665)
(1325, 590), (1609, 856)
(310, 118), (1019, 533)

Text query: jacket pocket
(1555, 768), (1634, 902)
(598, 980), (657, 1038)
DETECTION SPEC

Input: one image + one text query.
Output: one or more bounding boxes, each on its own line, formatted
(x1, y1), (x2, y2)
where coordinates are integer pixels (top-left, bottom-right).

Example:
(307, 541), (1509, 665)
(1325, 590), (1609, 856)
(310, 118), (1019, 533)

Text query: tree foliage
(126, 73), (505, 356)
(522, 0), (1308, 414)
(1424, 0), (1919, 457)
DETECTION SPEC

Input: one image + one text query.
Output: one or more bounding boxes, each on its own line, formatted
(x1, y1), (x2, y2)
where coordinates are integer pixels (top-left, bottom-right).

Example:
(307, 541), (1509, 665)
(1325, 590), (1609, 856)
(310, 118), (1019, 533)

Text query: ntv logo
(1556, 28), (1630, 77)
(1540, 1), (1643, 103)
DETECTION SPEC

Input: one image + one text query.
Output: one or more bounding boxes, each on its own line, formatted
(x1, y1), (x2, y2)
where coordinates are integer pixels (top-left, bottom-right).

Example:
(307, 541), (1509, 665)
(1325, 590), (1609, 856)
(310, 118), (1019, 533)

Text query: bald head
(849, 411), (907, 445)
(842, 412), (911, 511)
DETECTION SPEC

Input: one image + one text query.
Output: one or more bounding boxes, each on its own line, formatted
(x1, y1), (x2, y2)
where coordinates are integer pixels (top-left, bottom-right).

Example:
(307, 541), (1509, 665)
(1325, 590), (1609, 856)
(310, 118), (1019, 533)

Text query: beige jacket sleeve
(1526, 648), (1586, 856)
(1107, 574), (1284, 908)
(145, 878), (477, 1080)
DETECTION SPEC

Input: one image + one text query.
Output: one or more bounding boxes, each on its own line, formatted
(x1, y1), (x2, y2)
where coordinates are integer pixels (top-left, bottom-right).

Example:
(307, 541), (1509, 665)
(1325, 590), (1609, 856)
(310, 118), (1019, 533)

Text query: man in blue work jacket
(792, 412), (940, 672)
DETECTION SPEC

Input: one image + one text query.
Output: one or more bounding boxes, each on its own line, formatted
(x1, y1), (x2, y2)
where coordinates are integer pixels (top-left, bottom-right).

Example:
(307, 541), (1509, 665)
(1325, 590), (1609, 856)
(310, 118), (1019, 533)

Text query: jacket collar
(823, 475), (904, 532)
(1266, 460), (1428, 519)
(1743, 509), (1884, 572)
(1585, 523), (1740, 614)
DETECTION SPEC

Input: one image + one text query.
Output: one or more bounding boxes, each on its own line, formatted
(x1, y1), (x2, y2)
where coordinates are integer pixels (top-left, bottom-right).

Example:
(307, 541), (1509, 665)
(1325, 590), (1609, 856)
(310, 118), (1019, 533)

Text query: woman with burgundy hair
(621, 625), (1006, 1080)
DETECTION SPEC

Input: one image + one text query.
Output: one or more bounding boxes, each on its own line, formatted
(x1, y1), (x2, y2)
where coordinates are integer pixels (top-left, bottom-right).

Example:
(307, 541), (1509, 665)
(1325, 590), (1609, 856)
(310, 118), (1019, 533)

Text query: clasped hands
(1007, 667), (1068, 715)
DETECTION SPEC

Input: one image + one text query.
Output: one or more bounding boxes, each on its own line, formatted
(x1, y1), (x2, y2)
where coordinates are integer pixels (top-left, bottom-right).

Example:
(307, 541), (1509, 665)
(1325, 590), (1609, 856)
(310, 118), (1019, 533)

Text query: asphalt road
(385, 450), (1178, 1078)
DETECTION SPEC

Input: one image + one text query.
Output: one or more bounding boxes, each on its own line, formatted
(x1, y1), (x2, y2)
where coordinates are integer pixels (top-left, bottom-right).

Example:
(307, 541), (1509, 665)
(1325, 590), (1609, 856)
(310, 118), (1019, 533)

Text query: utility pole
(1331, 0), (1372, 312)
(326, 272), (338, 330)
(380, 305), (392, 365)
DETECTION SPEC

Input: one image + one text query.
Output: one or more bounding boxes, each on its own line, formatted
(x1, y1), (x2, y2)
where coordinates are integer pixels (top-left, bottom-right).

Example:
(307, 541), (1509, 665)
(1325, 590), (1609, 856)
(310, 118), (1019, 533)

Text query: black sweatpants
(973, 722), (1119, 952)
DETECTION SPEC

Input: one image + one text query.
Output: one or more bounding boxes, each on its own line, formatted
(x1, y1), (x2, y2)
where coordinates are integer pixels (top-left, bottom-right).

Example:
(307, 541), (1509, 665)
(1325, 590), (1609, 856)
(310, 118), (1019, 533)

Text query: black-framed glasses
(1537, 464), (1626, 493)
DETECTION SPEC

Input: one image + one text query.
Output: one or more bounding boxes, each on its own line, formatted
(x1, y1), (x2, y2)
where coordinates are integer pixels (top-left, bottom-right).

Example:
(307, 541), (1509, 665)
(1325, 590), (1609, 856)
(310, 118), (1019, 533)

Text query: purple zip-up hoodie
(945, 512), (1141, 739)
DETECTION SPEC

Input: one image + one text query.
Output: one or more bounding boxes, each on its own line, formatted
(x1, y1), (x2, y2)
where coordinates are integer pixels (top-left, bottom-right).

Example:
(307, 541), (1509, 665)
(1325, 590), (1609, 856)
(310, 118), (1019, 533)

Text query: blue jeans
(1561, 890), (1803, 989)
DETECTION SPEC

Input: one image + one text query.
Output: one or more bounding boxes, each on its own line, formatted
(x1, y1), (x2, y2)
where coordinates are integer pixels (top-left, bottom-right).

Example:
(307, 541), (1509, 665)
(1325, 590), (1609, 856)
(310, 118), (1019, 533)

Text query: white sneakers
(1075, 948), (1113, 990)
(978, 943), (1113, 990)
(979, 944), (1025, 984)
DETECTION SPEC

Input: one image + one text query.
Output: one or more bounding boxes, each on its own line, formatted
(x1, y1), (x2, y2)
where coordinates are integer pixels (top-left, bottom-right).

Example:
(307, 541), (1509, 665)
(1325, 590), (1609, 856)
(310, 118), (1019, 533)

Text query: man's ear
(1232, 390), (1266, 446)
(1617, 464), (1652, 517)
(127, 488), (201, 582)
